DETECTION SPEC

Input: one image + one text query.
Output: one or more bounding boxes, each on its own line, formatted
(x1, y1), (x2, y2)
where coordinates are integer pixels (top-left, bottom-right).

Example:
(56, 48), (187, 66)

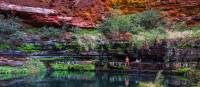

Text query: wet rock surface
(0, 57), (25, 66)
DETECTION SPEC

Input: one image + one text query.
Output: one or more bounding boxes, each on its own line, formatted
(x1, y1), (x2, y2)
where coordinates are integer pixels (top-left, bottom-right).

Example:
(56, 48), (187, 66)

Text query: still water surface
(0, 71), (199, 87)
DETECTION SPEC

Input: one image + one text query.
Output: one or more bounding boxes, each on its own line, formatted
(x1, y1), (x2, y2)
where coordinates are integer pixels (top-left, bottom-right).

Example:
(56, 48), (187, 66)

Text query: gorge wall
(0, 0), (199, 28)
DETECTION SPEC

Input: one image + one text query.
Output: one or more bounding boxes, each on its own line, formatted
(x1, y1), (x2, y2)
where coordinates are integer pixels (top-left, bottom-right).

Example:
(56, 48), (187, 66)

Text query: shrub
(65, 27), (82, 34)
(51, 63), (95, 71)
(132, 29), (167, 48)
(55, 43), (63, 50)
(17, 43), (40, 53)
(191, 26), (200, 38)
(175, 67), (191, 74)
(109, 65), (128, 70)
(99, 14), (142, 37)
(139, 10), (163, 30)
(99, 10), (163, 36)
(0, 59), (46, 80)
(0, 16), (23, 33)
(0, 74), (28, 80)
(39, 26), (64, 40)
(9, 31), (27, 41)
(171, 22), (188, 31)
(0, 16), (27, 45)
(23, 59), (46, 74)
(191, 25), (200, 31)
(0, 44), (12, 50)
(99, 10), (165, 48)
(76, 35), (98, 51)
(0, 66), (29, 74)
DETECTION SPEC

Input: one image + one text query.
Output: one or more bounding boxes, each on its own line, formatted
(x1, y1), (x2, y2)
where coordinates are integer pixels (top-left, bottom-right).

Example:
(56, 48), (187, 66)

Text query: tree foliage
(0, 15), (27, 45)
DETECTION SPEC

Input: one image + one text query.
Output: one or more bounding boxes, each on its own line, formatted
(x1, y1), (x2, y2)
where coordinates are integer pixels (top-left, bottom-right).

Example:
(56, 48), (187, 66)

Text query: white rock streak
(0, 2), (57, 15)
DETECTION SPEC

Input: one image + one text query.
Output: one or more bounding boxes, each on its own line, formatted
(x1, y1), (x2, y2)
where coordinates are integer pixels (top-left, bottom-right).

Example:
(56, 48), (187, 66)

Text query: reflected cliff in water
(0, 71), (199, 87)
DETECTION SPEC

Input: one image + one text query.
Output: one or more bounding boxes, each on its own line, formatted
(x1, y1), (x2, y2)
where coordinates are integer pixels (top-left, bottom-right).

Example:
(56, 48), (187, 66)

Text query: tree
(0, 15), (27, 46)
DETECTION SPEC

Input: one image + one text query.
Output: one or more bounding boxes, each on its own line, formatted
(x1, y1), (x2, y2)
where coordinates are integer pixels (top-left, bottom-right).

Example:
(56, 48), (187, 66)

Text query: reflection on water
(0, 71), (199, 87)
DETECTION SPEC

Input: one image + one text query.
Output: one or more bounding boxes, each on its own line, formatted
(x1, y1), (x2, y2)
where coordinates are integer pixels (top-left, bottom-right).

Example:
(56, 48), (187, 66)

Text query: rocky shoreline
(0, 57), (25, 66)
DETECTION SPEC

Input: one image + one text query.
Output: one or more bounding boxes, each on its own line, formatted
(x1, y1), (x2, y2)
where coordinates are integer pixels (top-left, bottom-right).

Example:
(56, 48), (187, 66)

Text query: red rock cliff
(0, 0), (199, 28)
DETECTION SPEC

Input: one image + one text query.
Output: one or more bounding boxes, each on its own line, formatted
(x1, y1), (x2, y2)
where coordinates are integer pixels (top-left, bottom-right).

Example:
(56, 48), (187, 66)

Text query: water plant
(51, 71), (95, 79)
(0, 74), (28, 80)
(0, 59), (46, 80)
(51, 63), (95, 71)
(0, 66), (29, 74)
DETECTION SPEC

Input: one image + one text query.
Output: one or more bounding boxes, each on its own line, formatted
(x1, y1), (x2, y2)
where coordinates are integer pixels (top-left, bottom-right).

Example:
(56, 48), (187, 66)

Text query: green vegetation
(99, 13), (142, 36)
(55, 43), (63, 50)
(68, 28), (102, 51)
(0, 10), (199, 52)
(38, 57), (65, 61)
(78, 29), (99, 36)
(0, 66), (29, 74)
(174, 76), (190, 81)
(191, 25), (200, 31)
(39, 26), (64, 40)
(51, 63), (95, 71)
(139, 10), (163, 30)
(0, 59), (46, 80)
(99, 10), (164, 35)
(17, 43), (41, 53)
(0, 16), (27, 47)
(187, 69), (200, 78)
(24, 59), (46, 74)
(0, 74), (28, 80)
(51, 71), (95, 79)
(174, 67), (191, 74)
(132, 29), (166, 48)
(98, 10), (166, 48)
(109, 65), (129, 70)
(0, 43), (12, 50)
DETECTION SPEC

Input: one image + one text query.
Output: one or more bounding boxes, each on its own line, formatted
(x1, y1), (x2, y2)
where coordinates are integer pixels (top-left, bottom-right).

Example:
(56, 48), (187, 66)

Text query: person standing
(125, 56), (130, 66)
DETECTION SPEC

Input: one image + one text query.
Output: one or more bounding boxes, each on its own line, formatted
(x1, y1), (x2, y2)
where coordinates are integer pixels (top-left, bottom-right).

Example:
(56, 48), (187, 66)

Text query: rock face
(0, 0), (108, 28)
(0, 0), (199, 28)
(0, 57), (25, 66)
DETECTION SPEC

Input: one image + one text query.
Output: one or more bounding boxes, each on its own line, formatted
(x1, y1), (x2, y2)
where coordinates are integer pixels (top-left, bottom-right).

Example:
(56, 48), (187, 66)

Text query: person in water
(125, 56), (130, 66)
